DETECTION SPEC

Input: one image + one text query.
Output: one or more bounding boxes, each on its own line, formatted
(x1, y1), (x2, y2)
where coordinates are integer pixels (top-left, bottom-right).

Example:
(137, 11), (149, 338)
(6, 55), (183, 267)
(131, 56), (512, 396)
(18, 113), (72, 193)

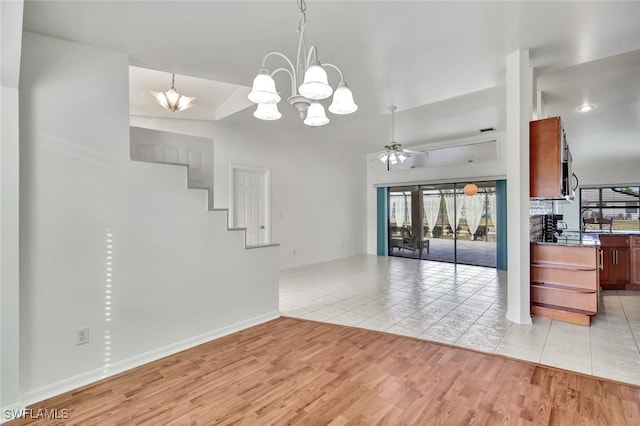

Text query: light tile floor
(280, 254), (640, 386)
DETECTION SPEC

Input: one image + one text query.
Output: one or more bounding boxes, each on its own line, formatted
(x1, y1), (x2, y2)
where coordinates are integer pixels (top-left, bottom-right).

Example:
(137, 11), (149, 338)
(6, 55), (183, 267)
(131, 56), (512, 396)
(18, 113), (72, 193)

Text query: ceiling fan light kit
(377, 106), (412, 171)
(247, 0), (357, 126)
(150, 73), (195, 112)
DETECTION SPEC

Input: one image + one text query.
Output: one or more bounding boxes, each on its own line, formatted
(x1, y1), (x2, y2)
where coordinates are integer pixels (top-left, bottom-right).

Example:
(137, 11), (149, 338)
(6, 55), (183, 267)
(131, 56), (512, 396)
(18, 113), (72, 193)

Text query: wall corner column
(505, 49), (533, 325)
(1, 0), (24, 414)
(376, 187), (388, 256)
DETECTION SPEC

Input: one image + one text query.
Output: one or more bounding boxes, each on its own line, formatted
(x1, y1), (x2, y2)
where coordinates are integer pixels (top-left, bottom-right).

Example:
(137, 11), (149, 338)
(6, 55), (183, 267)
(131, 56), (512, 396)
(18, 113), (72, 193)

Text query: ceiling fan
(375, 106), (419, 171)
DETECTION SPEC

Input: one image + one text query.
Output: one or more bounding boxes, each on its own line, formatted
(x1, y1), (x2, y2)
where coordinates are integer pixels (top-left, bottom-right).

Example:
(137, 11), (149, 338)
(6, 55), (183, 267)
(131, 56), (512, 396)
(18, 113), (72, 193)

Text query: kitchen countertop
(533, 232), (601, 247)
(582, 230), (640, 235)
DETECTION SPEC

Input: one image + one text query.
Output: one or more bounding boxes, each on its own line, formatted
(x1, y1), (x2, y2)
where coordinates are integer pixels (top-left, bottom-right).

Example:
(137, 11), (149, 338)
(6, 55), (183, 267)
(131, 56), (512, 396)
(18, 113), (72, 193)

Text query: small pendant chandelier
(150, 73), (195, 112)
(247, 0), (357, 126)
(377, 106), (411, 171)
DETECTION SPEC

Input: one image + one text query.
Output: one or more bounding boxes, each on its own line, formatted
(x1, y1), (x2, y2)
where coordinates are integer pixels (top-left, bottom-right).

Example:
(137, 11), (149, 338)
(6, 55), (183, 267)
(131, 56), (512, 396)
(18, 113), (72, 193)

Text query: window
(580, 186), (640, 231)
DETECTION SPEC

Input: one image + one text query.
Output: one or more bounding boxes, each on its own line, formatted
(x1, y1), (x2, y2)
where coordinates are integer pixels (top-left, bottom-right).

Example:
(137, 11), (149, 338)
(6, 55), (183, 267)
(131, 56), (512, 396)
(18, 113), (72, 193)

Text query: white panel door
(232, 168), (268, 245)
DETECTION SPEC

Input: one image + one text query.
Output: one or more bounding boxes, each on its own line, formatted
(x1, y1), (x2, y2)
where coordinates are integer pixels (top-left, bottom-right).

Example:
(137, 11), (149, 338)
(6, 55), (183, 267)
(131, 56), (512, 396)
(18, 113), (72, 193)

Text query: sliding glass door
(388, 181), (497, 267)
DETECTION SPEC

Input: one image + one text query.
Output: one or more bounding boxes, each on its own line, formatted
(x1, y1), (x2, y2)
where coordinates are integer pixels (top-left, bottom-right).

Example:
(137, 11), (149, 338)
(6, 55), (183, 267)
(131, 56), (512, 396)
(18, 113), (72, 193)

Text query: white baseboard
(20, 311), (280, 408)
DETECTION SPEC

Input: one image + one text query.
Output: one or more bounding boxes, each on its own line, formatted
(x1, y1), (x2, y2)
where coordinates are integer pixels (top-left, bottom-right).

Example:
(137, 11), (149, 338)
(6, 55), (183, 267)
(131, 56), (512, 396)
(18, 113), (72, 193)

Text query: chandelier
(378, 106), (412, 170)
(247, 0), (357, 126)
(150, 73), (195, 112)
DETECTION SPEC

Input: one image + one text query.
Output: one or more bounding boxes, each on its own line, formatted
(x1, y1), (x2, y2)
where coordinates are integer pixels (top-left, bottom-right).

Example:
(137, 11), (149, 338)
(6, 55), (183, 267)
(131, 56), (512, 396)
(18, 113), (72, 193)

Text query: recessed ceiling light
(577, 104), (595, 112)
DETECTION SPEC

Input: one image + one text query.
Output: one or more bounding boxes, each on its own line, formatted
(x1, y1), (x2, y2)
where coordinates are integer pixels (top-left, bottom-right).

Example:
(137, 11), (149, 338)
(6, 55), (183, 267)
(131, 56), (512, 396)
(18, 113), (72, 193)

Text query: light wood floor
(9, 317), (640, 425)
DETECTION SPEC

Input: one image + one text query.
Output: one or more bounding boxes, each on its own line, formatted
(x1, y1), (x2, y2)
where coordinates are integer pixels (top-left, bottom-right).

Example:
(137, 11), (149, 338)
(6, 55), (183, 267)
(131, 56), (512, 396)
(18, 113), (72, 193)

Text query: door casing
(229, 164), (271, 245)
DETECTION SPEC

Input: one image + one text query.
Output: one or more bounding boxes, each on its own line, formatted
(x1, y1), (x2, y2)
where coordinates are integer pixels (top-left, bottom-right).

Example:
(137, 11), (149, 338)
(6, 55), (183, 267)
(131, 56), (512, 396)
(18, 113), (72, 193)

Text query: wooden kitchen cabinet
(530, 116), (573, 199)
(599, 235), (630, 290)
(530, 243), (599, 326)
(632, 237), (640, 286)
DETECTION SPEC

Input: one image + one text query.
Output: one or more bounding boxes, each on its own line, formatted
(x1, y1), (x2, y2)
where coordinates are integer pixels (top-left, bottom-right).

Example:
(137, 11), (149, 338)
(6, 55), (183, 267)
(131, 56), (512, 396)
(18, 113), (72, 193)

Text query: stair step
(246, 243), (280, 250)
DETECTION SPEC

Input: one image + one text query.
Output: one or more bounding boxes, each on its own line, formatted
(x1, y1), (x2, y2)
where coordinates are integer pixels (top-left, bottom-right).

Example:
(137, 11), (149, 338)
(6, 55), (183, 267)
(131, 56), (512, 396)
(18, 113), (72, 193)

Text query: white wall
(0, 86), (21, 416)
(130, 115), (368, 271)
(1, 0), (23, 415)
(365, 132), (507, 254)
(18, 32), (279, 405)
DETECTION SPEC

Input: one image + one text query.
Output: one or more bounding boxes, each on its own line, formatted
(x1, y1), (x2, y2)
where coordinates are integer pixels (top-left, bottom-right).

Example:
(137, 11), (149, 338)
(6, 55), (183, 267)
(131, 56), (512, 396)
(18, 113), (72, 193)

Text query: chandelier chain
(247, 0), (357, 125)
(297, 0), (307, 14)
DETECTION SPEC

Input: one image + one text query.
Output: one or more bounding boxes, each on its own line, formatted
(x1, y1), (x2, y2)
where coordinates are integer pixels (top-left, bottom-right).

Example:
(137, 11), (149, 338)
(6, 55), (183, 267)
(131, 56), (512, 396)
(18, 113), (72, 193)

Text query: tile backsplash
(529, 199), (553, 216)
(529, 200), (553, 242)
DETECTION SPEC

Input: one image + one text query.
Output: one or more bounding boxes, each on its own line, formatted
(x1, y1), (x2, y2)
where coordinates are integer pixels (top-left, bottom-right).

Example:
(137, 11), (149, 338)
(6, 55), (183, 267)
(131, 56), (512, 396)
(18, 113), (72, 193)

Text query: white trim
(373, 176), (506, 188)
(229, 164), (272, 244)
(19, 311), (280, 408)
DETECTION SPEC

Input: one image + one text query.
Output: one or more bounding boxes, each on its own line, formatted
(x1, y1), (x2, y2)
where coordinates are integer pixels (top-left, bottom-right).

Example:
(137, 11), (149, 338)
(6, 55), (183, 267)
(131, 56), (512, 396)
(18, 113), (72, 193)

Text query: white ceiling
(23, 1), (640, 164)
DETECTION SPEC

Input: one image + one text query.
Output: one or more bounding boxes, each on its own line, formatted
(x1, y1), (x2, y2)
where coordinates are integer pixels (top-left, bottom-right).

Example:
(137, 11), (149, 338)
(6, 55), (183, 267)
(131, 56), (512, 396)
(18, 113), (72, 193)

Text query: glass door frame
(387, 181), (498, 268)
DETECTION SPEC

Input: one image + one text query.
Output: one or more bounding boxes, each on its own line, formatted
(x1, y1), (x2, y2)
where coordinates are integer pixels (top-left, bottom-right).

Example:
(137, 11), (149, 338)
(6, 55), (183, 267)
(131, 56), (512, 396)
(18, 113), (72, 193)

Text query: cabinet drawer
(531, 244), (598, 268)
(599, 235), (630, 247)
(531, 266), (598, 291)
(632, 236), (640, 247)
(531, 285), (597, 313)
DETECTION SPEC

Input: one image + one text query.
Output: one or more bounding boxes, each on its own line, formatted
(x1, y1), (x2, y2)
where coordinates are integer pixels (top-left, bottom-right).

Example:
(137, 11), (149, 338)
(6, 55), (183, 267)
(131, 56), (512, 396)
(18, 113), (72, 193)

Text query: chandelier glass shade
(150, 74), (195, 112)
(253, 103), (282, 120)
(248, 70), (281, 104)
(248, 0), (357, 126)
(304, 101), (330, 126)
(298, 60), (333, 100)
(328, 82), (358, 115)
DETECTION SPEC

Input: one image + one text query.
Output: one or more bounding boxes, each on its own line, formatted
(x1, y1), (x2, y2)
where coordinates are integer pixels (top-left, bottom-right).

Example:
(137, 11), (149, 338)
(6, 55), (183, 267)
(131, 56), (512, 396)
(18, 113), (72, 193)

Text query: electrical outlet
(76, 327), (90, 345)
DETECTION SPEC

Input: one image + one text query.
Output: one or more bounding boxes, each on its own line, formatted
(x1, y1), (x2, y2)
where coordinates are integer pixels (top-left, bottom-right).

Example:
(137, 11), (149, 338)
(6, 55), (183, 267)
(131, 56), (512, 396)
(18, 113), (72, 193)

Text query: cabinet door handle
(614, 249), (618, 265)
(599, 250), (604, 270)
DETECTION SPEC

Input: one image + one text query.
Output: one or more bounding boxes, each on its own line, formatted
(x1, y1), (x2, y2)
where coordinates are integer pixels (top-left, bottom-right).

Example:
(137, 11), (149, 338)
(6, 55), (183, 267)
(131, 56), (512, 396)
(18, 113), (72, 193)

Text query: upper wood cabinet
(530, 117), (574, 200)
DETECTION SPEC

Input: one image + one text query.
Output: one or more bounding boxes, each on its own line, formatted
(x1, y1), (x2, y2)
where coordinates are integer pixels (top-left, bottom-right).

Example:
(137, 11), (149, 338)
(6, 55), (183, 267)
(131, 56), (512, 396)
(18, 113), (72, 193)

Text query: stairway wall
(18, 32), (279, 405)
(130, 127), (214, 208)
(129, 116), (368, 271)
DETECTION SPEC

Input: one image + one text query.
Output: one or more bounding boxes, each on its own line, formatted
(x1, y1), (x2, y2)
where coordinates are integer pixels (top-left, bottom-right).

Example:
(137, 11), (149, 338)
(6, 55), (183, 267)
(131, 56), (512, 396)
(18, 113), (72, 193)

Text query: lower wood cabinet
(632, 237), (640, 286)
(599, 235), (630, 290)
(531, 244), (599, 326)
